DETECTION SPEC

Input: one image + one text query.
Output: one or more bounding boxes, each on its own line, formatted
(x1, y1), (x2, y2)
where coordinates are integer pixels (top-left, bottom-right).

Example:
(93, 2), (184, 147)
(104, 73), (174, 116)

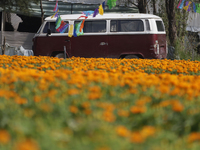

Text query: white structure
(187, 12), (200, 38)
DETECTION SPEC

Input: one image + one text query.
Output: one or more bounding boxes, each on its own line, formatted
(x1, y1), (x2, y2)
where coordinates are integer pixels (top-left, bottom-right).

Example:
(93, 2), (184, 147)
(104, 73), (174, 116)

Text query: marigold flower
(171, 100), (184, 112)
(116, 126), (130, 137)
(102, 111), (116, 122)
(34, 96), (42, 103)
(188, 132), (200, 143)
(81, 102), (90, 108)
(69, 106), (78, 114)
(130, 132), (145, 143)
(84, 109), (92, 115)
(13, 139), (40, 150)
(130, 106), (146, 114)
(88, 92), (102, 100)
(140, 126), (156, 138)
(68, 89), (79, 96)
(0, 129), (10, 144)
(15, 97), (27, 105)
(117, 109), (129, 117)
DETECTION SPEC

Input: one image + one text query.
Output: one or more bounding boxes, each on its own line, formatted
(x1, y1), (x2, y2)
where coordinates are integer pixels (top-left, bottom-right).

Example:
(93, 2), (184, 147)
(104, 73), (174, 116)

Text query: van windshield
(43, 21), (69, 33)
(111, 20), (144, 32)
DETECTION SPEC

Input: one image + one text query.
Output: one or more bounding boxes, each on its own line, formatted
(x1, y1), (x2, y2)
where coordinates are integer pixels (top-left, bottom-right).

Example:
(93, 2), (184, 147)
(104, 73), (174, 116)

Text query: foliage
(0, 0), (40, 14)
(0, 56), (200, 149)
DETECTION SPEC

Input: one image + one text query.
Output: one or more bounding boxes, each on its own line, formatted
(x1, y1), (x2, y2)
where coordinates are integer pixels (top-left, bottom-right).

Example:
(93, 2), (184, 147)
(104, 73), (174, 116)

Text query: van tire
(55, 53), (66, 58)
(124, 55), (139, 59)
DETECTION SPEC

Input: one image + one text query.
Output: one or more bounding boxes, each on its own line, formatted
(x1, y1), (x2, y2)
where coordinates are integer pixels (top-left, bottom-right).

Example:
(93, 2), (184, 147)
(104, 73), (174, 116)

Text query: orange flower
(68, 89), (79, 96)
(130, 132), (145, 143)
(84, 109), (92, 115)
(130, 106), (146, 114)
(159, 100), (171, 107)
(88, 92), (102, 100)
(81, 102), (90, 108)
(171, 100), (184, 112)
(117, 109), (129, 117)
(116, 126), (130, 137)
(135, 96), (151, 106)
(188, 132), (200, 143)
(15, 97), (27, 105)
(34, 96), (42, 103)
(140, 126), (156, 138)
(13, 139), (40, 150)
(102, 111), (116, 122)
(0, 129), (10, 144)
(69, 106), (78, 114)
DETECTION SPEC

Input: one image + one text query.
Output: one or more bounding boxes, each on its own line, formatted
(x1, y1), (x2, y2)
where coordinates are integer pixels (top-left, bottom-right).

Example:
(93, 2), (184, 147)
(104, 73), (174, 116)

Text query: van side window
(145, 20), (150, 31)
(75, 20), (106, 33)
(111, 20), (144, 32)
(156, 21), (164, 31)
(43, 22), (69, 33)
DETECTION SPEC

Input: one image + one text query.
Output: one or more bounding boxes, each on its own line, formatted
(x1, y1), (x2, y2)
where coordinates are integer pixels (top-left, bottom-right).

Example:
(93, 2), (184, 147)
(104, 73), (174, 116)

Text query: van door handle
(100, 42), (108, 46)
(65, 40), (70, 42)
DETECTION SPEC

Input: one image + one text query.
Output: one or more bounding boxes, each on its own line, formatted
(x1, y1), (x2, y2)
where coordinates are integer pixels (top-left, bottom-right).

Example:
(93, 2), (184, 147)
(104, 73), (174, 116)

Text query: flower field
(0, 55), (200, 150)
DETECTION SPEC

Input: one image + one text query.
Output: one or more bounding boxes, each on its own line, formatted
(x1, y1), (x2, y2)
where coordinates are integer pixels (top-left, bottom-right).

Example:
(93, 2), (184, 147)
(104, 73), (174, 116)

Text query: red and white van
(32, 13), (167, 59)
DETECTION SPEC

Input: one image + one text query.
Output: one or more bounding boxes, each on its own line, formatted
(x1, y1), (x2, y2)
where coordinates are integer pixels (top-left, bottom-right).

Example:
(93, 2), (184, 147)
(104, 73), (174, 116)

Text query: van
(32, 13), (167, 59)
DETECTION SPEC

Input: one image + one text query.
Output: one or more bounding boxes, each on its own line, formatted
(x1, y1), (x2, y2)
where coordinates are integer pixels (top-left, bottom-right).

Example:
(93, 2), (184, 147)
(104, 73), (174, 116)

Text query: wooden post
(2, 36), (5, 55)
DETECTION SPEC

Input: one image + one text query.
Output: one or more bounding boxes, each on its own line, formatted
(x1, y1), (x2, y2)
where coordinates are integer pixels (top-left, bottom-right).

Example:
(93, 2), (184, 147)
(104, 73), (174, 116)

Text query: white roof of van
(45, 13), (161, 21)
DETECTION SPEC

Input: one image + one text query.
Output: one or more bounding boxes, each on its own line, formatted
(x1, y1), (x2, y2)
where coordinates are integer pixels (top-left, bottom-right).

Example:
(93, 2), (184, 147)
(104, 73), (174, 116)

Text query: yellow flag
(99, 4), (104, 15)
(183, 1), (192, 11)
(68, 24), (73, 38)
(51, 10), (59, 18)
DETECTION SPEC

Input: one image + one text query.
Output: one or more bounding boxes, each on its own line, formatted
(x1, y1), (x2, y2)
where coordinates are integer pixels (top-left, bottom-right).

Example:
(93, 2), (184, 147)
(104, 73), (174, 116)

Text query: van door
(33, 21), (71, 57)
(70, 20), (108, 58)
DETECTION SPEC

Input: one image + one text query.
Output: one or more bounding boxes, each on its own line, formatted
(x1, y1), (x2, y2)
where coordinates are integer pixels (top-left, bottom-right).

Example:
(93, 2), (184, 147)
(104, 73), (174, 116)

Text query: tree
(165, 0), (177, 47)
(0, 0), (40, 14)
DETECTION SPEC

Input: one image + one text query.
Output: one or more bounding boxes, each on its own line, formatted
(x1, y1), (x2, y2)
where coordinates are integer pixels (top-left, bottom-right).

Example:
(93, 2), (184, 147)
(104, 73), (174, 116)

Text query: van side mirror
(47, 29), (51, 36)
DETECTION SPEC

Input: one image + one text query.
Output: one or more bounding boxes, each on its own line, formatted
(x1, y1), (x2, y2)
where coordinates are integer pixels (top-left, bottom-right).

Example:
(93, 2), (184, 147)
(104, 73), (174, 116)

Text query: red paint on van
(32, 13), (167, 59)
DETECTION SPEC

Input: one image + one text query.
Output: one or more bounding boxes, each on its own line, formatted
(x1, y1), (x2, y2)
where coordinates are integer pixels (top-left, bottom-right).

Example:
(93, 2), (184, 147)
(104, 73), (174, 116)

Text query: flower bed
(0, 55), (200, 150)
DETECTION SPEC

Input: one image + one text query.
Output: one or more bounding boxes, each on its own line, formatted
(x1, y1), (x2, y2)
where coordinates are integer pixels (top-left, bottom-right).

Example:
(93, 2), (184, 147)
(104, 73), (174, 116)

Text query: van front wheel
(55, 53), (66, 59)
(124, 55), (139, 59)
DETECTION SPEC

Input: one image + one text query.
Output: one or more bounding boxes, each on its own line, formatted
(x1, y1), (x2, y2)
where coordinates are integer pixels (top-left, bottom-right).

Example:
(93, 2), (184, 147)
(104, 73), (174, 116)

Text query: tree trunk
(40, 0), (44, 24)
(138, 0), (147, 13)
(152, 0), (156, 14)
(165, 0), (177, 47)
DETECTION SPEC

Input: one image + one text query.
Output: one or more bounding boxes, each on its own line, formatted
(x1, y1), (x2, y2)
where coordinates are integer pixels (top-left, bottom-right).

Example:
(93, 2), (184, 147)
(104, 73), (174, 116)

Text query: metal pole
(71, 4), (73, 14)
(1, 11), (5, 55)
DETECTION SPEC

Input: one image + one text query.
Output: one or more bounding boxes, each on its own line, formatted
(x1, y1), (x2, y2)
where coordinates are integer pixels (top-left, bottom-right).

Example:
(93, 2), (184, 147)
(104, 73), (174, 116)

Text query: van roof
(45, 13), (161, 21)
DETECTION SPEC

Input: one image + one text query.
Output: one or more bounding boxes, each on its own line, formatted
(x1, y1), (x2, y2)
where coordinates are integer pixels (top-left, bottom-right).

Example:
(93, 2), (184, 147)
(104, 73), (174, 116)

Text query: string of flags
(51, 0), (117, 37)
(177, 0), (200, 13)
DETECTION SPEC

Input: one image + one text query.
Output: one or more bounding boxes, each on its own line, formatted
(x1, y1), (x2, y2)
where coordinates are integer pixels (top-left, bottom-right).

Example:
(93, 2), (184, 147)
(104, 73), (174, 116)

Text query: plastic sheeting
(187, 12), (200, 33)
(1, 43), (33, 56)
(0, 31), (35, 50)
